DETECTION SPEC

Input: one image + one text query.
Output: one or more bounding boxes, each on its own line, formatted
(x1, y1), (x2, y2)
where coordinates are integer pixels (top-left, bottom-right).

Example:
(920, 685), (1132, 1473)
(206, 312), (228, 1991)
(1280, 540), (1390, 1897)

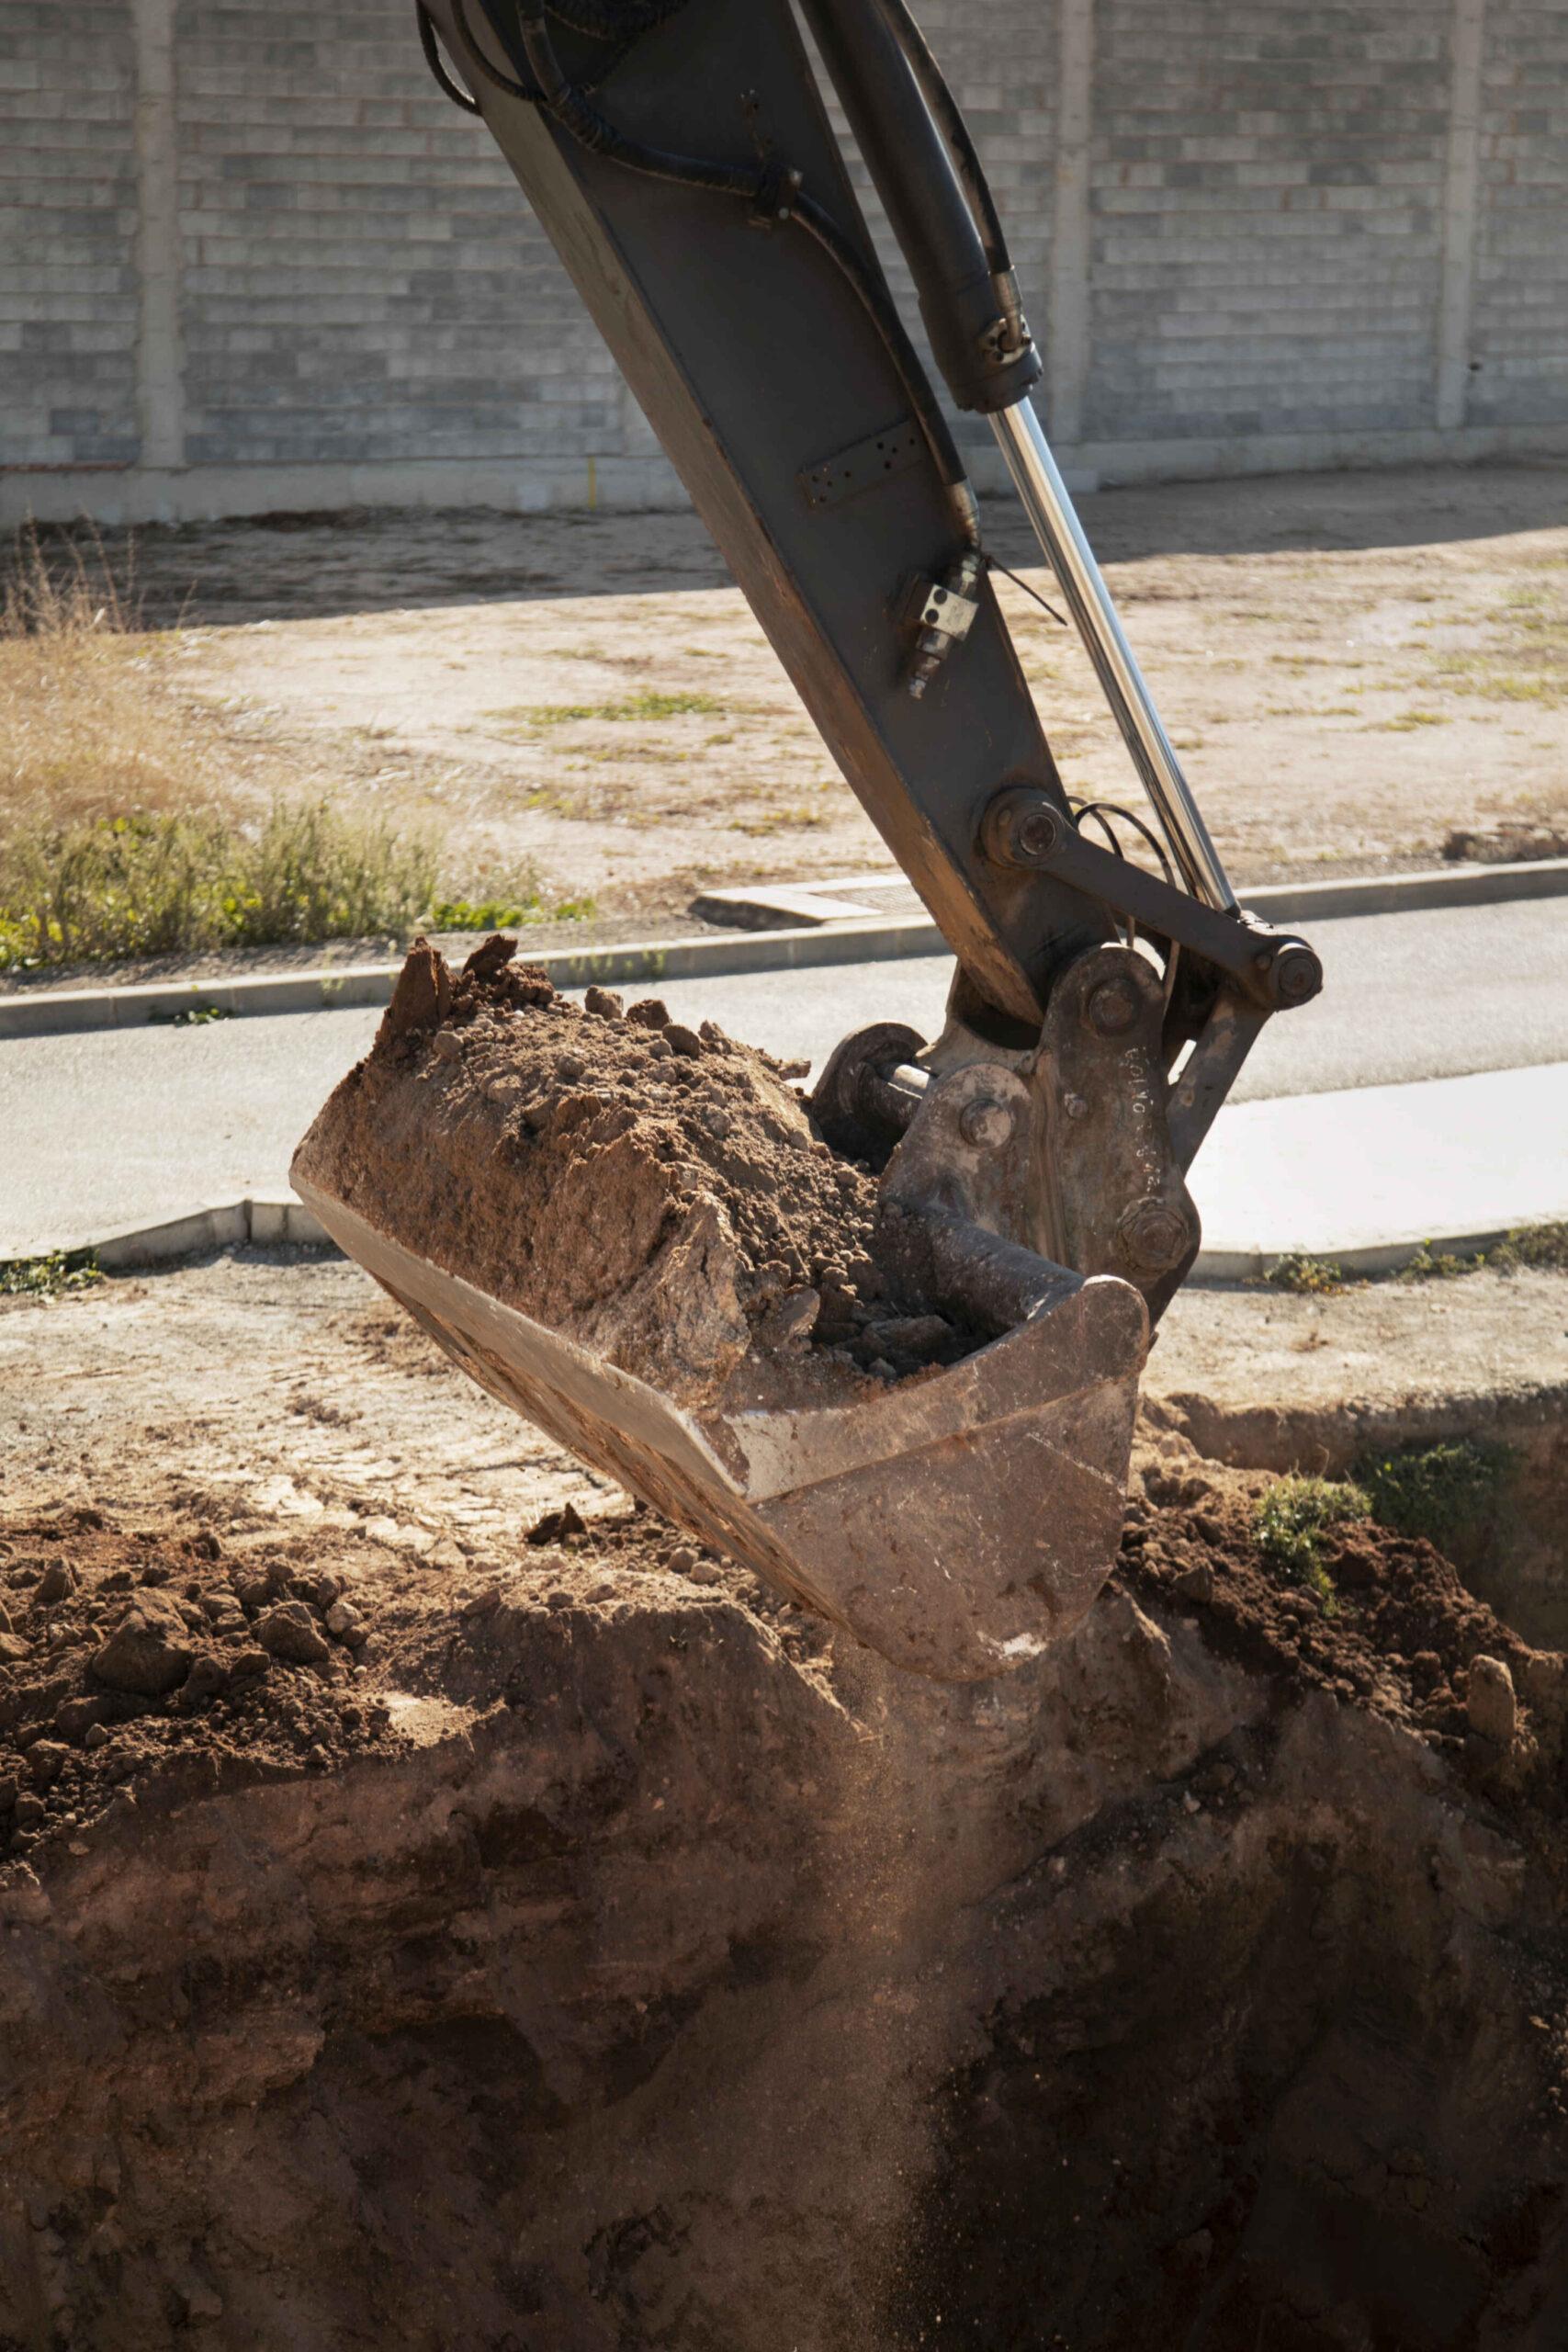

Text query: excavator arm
(293, 0), (1324, 1679)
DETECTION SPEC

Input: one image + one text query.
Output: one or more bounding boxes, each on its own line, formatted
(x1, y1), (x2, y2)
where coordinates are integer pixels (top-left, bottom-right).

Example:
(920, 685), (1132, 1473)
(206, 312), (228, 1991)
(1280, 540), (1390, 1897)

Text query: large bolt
(958, 1095), (1015, 1149)
(1086, 976), (1140, 1038)
(1273, 946), (1323, 1007)
(980, 786), (1063, 870)
(1117, 1198), (1192, 1276)
(1012, 804), (1061, 864)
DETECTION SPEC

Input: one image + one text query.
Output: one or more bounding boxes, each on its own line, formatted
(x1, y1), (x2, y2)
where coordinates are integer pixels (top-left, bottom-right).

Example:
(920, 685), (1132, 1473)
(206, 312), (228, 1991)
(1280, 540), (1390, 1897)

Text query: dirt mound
(1124, 1444), (1567, 1804)
(0, 1500), (733, 1871)
(293, 937), (976, 1410)
(4, 1464), (1568, 2348)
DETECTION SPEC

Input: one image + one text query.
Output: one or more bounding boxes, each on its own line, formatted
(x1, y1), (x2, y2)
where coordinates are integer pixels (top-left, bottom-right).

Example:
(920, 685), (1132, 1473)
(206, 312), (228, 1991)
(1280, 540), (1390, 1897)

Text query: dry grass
(0, 521), (214, 839)
(0, 524), (549, 968)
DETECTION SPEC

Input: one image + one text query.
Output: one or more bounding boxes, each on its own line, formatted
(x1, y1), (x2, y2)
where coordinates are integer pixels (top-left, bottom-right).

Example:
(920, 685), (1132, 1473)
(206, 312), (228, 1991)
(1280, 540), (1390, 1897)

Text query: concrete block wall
(171, 0), (616, 469)
(1470, 0), (1568, 424)
(0, 1), (141, 471)
(1, 0), (1565, 524)
(1084, 2), (1451, 442)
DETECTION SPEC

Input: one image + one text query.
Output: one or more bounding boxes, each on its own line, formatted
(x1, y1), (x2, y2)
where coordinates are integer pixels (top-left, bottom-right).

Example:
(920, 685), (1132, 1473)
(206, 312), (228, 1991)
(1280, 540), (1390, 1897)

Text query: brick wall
(1085, 1), (1451, 443)
(1469, 0), (1568, 425)
(1, 0), (1564, 515)
(173, 0), (616, 468)
(0, 1), (140, 469)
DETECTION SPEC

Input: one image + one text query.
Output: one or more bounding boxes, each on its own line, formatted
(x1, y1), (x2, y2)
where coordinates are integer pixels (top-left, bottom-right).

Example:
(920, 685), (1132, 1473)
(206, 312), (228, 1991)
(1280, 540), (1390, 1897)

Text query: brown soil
(5, 1439), (1568, 2348)
(6, 1263), (1568, 2346)
(1125, 1445), (1564, 1806)
(293, 937), (974, 1408)
(0, 1499), (720, 1871)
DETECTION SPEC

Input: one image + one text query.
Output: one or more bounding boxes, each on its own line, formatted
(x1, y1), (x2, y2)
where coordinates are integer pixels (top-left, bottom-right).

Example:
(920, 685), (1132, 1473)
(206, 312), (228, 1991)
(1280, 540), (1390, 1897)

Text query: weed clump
(1252, 1475), (1368, 1607)
(1255, 1254), (1348, 1296)
(1353, 1440), (1507, 1550)
(0, 1250), (101, 1299)
(1488, 1222), (1568, 1273)
(0, 802), (440, 970)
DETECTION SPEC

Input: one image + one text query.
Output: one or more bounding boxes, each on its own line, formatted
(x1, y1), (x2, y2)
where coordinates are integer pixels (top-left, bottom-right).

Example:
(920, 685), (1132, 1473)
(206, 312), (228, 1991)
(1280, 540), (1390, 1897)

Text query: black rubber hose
(417, 1), (483, 110)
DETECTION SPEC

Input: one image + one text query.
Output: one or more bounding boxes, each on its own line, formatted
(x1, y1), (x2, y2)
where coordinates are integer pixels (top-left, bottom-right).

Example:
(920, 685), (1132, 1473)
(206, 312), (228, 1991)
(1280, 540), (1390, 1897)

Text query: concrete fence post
(1436, 0), (1487, 433)
(1046, 0), (1094, 449)
(130, 0), (184, 472)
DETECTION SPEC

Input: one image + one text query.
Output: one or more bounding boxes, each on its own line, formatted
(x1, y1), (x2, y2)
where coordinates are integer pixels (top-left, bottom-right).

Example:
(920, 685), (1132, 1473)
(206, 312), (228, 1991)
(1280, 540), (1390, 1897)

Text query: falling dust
(4, 1419), (1568, 2346)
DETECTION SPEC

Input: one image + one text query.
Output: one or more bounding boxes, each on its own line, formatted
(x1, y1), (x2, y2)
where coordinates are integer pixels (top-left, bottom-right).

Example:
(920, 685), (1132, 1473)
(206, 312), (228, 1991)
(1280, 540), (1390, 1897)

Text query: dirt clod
(91, 1592), (193, 1697)
(255, 1600), (332, 1665)
(294, 938), (975, 1409)
(1468, 1652), (1518, 1744)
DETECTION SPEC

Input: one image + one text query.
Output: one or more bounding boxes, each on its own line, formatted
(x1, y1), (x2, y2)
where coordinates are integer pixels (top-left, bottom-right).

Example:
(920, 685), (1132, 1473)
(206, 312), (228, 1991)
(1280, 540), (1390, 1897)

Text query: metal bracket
(798, 416), (923, 509)
(980, 786), (1322, 1012)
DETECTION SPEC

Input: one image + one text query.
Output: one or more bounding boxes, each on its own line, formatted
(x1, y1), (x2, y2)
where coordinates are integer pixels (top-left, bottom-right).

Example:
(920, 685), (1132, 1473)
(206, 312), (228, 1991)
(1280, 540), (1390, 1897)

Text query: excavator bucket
(292, 1181), (1145, 1682)
(291, 947), (1148, 1684)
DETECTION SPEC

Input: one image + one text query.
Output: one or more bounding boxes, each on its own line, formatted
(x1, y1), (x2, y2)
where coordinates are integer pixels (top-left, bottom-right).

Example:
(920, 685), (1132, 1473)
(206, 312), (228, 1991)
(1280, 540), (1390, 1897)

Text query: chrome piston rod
(990, 396), (1236, 914)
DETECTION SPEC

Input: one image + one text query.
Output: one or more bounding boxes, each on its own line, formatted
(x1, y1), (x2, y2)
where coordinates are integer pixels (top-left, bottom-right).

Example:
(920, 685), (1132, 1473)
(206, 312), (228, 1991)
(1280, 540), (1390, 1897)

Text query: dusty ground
(4, 1248), (1568, 2347)
(47, 460), (1568, 949)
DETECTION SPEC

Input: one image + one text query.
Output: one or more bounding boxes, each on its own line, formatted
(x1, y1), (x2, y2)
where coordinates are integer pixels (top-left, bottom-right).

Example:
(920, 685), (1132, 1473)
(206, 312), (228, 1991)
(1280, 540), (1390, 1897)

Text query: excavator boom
(294, 0), (1323, 1678)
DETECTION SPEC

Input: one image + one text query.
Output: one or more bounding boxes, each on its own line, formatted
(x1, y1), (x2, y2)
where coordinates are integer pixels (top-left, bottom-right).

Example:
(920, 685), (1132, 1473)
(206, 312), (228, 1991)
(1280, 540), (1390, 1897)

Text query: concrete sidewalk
(1192, 1060), (1568, 1275)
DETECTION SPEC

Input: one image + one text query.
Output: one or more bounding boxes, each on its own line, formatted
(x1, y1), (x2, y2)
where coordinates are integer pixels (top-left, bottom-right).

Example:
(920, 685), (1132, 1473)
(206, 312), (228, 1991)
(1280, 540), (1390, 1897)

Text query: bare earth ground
(67, 461), (1568, 944)
(6, 1252), (1568, 2347)
(7, 1245), (1562, 1583)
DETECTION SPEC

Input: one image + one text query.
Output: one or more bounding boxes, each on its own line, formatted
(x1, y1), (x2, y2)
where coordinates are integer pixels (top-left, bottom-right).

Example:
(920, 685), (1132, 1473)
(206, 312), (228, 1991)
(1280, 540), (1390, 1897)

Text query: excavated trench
(4, 1432), (1568, 2352)
(5, 945), (1567, 2345)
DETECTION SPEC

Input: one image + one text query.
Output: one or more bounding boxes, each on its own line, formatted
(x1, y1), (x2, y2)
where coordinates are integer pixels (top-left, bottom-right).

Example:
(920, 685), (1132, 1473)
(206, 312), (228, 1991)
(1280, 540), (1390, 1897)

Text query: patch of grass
(150, 1002), (234, 1027)
(1398, 1225), (1568, 1283)
(1352, 1439), (1507, 1551)
(1377, 708), (1448, 732)
(1397, 1240), (1483, 1283)
(1490, 1221), (1568, 1272)
(1255, 1253), (1348, 1296)
(0, 1248), (102, 1298)
(0, 801), (440, 970)
(1253, 1475), (1368, 1604)
(486, 689), (726, 730)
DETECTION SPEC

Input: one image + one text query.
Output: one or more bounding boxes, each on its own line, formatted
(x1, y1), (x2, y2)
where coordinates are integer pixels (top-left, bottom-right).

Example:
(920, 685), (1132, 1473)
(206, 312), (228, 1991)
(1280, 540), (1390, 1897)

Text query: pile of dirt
(0, 1512), (401, 1861)
(1123, 1445), (1567, 1802)
(0, 1499), (755, 1872)
(293, 935), (978, 1409)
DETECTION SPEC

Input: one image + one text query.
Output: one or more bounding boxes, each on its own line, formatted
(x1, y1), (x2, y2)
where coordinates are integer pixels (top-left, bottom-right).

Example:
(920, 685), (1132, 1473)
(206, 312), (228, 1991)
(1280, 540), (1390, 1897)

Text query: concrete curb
(1190, 1227), (1518, 1285)
(38, 1195), (333, 1271)
(2, 857), (1564, 1042)
(4, 1200), (1524, 1290)
(0, 915), (948, 1041)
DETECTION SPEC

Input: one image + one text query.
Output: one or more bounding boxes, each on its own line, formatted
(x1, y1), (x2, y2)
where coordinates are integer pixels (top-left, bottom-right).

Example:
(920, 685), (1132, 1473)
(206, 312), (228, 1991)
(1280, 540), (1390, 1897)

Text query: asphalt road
(5, 897), (1567, 1257)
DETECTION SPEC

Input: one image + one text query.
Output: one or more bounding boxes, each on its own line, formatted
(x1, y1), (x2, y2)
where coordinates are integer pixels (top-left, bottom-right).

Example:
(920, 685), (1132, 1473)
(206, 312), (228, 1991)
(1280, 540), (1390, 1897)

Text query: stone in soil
(292, 936), (977, 1412)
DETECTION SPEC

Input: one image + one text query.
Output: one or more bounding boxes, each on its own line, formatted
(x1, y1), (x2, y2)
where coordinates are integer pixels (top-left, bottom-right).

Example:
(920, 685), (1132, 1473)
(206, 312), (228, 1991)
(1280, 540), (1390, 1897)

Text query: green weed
(1252, 1475), (1368, 1604)
(0, 801), (440, 970)
(151, 1003), (233, 1027)
(1487, 1221), (1568, 1272)
(0, 1249), (102, 1298)
(1255, 1253), (1348, 1296)
(1353, 1440), (1507, 1550)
